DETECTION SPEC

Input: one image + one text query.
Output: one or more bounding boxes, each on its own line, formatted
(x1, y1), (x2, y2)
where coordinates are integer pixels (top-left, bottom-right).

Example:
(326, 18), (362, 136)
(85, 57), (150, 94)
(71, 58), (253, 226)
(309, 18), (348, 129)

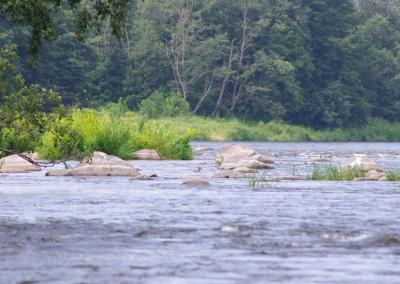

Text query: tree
(0, 0), (131, 54)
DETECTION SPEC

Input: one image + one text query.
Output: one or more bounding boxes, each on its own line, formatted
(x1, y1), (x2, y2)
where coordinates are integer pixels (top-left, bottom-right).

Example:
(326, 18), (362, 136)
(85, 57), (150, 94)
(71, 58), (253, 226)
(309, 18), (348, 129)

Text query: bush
(163, 92), (191, 117)
(37, 123), (86, 160)
(0, 127), (39, 157)
(139, 90), (190, 118)
(131, 124), (193, 160)
(139, 90), (166, 118)
(72, 110), (133, 159)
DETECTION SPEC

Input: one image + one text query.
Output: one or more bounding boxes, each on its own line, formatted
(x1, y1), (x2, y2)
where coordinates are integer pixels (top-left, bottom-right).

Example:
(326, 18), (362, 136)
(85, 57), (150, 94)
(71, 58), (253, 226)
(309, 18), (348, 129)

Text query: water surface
(1, 142), (400, 284)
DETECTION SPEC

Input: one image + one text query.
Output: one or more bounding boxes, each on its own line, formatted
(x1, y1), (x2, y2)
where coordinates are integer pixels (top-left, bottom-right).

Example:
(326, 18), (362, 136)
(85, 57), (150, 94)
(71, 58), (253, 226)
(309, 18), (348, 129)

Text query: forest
(0, 0), (399, 130)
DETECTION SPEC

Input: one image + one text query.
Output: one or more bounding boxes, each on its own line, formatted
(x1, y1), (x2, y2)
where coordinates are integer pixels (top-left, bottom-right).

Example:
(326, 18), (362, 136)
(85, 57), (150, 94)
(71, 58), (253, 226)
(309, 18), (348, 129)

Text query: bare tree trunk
(193, 71), (214, 114)
(211, 41), (235, 117)
(165, 0), (195, 100)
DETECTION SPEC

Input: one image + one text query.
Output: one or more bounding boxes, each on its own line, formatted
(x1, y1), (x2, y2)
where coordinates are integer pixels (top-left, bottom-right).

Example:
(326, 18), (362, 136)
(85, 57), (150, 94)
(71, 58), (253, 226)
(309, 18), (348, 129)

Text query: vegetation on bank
(107, 106), (400, 142)
(37, 110), (193, 161)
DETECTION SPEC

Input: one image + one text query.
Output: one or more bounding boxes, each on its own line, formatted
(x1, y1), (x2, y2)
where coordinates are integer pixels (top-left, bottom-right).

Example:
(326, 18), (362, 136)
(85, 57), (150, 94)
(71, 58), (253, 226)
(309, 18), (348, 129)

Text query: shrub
(163, 92), (191, 117)
(139, 90), (191, 118)
(131, 124), (193, 160)
(37, 124), (86, 160)
(0, 127), (39, 157)
(139, 90), (166, 118)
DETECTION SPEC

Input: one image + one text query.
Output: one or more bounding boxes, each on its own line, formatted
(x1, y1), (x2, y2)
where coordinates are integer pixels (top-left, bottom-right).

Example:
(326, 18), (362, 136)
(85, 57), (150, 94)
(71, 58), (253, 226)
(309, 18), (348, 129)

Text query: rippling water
(1, 142), (400, 284)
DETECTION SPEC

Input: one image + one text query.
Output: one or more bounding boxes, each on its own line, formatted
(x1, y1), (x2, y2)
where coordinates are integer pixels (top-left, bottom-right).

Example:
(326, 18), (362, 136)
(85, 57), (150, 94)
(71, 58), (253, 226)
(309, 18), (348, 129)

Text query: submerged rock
(213, 170), (253, 179)
(0, 154), (41, 173)
(311, 155), (332, 163)
(136, 175), (153, 181)
(193, 147), (213, 153)
(233, 167), (256, 174)
(46, 169), (71, 177)
(133, 149), (161, 160)
(182, 177), (210, 186)
(46, 152), (140, 177)
(278, 175), (307, 181)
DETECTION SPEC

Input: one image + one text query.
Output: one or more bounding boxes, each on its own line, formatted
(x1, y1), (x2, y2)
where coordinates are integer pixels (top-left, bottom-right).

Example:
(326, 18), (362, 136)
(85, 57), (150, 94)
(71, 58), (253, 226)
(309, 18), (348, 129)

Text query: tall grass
(144, 115), (400, 142)
(37, 109), (192, 160)
(310, 165), (365, 181)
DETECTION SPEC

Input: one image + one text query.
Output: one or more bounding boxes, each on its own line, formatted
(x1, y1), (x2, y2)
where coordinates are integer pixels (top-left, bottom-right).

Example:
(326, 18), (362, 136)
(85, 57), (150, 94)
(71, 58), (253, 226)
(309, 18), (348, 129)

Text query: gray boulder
(216, 144), (256, 166)
(0, 154), (41, 173)
(182, 177), (210, 186)
(47, 152), (140, 177)
(133, 149), (161, 160)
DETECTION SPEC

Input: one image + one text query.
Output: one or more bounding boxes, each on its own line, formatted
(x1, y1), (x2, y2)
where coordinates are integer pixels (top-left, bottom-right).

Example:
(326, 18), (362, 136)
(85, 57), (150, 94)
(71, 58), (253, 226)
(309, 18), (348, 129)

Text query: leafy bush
(37, 123), (86, 160)
(131, 124), (193, 160)
(139, 90), (166, 118)
(139, 90), (190, 118)
(0, 127), (39, 157)
(163, 92), (191, 117)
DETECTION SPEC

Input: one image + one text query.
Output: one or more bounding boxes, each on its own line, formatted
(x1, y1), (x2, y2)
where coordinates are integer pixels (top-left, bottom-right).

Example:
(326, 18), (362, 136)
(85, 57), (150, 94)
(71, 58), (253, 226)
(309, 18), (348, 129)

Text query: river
(1, 142), (400, 284)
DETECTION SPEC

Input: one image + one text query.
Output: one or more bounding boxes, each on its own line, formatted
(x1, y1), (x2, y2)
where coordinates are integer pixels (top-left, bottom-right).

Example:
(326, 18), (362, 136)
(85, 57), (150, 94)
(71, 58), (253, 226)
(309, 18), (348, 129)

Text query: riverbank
(114, 109), (400, 142)
(3, 107), (400, 161)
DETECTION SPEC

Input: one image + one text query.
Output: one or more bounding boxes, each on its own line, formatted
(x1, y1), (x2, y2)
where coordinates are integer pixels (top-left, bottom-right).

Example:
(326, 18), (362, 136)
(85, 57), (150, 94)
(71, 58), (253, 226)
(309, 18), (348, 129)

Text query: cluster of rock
(338, 155), (387, 181)
(0, 146), (392, 184)
(214, 144), (275, 178)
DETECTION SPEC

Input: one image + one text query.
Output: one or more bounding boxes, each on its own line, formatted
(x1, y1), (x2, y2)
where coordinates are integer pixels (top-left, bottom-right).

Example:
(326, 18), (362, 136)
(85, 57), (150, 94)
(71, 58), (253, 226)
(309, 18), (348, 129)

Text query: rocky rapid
(0, 142), (400, 284)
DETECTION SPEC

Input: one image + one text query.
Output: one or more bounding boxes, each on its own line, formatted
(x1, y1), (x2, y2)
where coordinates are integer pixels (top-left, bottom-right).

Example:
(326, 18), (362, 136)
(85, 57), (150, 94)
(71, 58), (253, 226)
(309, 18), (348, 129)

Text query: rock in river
(47, 152), (140, 177)
(215, 144), (275, 178)
(338, 156), (381, 172)
(133, 149), (161, 160)
(0, 154), (41, 173)
(182, 177), (210, 186)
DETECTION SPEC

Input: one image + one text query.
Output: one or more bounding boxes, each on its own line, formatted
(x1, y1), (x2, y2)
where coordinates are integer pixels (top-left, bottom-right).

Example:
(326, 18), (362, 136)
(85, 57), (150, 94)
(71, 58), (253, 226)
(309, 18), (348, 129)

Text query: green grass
(33, 108), (400, 161)
(119, 113), (400, 142)
(37, 109), (193, 160)
(310, 165), (365, 181)
(386, 169), (400, 181)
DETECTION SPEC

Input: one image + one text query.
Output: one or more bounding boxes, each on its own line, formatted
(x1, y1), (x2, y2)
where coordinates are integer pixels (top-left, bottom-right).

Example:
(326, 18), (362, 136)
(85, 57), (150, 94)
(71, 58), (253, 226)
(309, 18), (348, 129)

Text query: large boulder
(215, 144), (275, 178)
(338, 156), (381, 172)
(0, 154), (41, 173)
(216, 144), (256, 166)
(46, 152), (140, 177)
(133, 149), (161, 160)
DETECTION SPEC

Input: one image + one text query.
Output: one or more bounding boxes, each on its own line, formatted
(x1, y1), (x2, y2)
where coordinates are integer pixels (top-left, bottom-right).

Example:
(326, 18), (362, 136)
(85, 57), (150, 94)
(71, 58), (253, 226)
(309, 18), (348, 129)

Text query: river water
(1, 142), (400, 284)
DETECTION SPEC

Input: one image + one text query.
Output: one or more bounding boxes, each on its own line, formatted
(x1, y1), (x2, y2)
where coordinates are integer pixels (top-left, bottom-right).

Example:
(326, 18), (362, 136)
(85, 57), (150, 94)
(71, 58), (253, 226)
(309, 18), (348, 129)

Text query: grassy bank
(6, 107), (400, 161)
(115, 111), (400, 142)
(37, 109), (193, 160)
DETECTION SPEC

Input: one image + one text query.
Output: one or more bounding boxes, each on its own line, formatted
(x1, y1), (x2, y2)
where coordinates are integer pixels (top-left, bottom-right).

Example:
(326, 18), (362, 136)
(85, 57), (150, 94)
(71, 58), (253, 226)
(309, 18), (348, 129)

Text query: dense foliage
(1, 0), (400, 129)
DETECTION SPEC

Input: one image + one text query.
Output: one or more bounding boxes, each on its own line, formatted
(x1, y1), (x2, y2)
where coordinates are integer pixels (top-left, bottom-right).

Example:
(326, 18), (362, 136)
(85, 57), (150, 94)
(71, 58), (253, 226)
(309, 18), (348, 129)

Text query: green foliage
(38, 123), (86, 161)
(3, 0), (400, 130)
(69, 109), (192, 160)
(0, 127), (37, 157)
(386, 169), (400, 182)
(139, 90), (191, 118)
